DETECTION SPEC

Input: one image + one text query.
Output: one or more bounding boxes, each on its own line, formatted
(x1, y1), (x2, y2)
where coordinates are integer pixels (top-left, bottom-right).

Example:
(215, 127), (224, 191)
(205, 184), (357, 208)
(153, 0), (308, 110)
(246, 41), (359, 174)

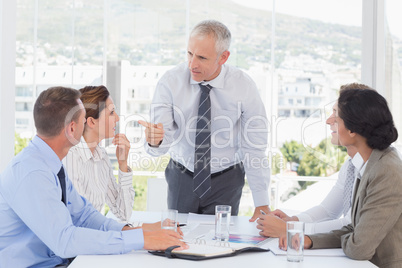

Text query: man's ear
(64, 120), (78, 144)
(218, 51), (230, 65)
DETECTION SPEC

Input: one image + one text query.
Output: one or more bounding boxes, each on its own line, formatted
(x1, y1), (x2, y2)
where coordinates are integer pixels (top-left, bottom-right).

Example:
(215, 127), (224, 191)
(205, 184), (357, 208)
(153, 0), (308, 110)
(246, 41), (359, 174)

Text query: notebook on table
(148, 234), (270, 260)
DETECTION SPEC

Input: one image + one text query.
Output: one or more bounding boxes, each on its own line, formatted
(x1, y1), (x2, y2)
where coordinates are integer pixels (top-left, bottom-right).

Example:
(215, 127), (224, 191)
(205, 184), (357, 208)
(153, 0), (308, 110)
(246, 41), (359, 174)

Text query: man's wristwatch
(148, 140), (163, 148)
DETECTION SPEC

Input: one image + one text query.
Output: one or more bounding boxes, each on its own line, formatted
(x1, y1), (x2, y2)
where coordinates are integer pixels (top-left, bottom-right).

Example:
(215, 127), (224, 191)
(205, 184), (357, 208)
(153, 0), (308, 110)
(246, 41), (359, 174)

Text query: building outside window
(12, 0), (402, 214)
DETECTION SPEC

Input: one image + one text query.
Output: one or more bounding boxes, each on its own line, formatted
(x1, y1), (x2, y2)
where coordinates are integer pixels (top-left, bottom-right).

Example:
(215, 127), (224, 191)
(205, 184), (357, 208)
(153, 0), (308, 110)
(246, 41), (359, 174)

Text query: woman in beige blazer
(280, 85), (402, 268)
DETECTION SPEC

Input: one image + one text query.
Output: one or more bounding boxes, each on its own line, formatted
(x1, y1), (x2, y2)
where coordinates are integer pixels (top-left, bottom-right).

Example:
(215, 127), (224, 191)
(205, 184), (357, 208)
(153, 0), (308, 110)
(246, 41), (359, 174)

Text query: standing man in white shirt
(256, 83), (372, 237)
(139, 20), (270, 221)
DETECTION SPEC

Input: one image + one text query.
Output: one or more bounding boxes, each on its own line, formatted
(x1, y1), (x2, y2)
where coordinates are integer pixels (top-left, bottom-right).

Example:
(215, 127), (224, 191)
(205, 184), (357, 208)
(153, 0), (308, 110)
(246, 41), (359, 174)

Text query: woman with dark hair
(63, 85), (135, 222)
(280, 86), (402, 268)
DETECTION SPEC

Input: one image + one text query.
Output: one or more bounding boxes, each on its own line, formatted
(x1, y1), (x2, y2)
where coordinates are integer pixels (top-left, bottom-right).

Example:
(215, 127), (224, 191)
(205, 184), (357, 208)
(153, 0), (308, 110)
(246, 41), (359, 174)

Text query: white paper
(187, 213), (234, 225)
(182, 224), (212, 241)
(266, 238), (346, 257)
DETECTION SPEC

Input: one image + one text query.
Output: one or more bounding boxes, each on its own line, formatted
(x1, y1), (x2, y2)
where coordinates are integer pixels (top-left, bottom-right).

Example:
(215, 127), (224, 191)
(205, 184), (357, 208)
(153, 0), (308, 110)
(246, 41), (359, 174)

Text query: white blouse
(63, 138), (135, 222)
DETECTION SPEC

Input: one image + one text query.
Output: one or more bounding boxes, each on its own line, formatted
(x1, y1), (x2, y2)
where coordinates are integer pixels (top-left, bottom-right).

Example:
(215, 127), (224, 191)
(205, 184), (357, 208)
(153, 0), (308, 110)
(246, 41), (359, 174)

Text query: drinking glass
(286, 221), (305, 262)
(161, 209), (178, 232)
(215, 205), (231, 241)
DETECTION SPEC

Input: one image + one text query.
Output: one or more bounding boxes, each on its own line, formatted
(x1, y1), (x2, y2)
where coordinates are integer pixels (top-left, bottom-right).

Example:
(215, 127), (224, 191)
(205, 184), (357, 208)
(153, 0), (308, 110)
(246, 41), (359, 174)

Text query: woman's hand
(113, 133), (131, 172)
(271, 209), (299, 222)
(256, 214), (287, 238)
(279, 234), (313, 251)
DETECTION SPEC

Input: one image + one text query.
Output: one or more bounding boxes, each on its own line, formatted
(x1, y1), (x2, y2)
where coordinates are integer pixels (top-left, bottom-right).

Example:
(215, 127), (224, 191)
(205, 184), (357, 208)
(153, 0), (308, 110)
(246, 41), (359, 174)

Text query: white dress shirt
(296, 153), (365, 234)
(63, 138), (135, 221)
(145, 63), (270, 207)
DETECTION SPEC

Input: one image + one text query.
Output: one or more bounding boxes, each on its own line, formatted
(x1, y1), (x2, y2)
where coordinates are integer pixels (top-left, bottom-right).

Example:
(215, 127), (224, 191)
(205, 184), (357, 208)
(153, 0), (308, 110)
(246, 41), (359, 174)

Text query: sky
(231, 0), (402, 40)
(230, 0), (362, 26)
(386, 0), (402, 40)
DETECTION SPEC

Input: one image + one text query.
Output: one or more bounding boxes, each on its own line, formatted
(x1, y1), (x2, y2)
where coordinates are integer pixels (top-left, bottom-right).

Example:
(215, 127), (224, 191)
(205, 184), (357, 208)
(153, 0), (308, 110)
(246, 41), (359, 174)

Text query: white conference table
(69, 211), (377, 268)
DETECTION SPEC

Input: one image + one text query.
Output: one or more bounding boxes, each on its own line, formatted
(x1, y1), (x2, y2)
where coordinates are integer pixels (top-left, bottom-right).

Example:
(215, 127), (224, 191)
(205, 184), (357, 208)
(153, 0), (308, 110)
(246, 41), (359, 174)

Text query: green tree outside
(107, 154), (170, 214)
(280, 138), (347, 198)
(131, 155), (170, 211)
(297, 138), (347, 177)
(14, 133), (30, 155)
(280, 140), (304, 171)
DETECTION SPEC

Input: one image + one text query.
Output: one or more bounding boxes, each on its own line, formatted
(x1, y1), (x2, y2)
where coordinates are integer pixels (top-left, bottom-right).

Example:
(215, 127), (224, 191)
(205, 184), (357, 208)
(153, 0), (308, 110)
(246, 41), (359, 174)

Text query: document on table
(168, 233), (270, 259)
(265, 238), (346, 257)
(181, 224), (212, 241)
(186, 213), (234, 225)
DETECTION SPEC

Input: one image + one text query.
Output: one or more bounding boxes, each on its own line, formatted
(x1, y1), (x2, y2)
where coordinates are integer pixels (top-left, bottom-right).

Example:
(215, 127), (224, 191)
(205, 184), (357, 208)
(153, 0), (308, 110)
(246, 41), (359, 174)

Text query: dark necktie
(351, 174), (361, 225)
(193, 84), (212, 198)
(57, 167), (67, 206)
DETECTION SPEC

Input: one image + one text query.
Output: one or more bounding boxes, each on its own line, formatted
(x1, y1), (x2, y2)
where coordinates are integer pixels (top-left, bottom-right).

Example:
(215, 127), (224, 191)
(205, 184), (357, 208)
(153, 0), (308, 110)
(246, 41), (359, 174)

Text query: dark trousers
(165, 159), (245, 215)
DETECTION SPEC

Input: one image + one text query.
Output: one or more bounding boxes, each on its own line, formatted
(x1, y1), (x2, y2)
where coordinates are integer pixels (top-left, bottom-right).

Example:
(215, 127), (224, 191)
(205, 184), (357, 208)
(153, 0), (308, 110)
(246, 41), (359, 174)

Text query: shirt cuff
(144, 141), (168, 157)
(304, 223), (315, 235)
(252, 190), (270, 207)
(108, 220), (127, 232)
(121, 228), (144, 251)
(119, 167), (133, 187)
(295, 212), (313, 223)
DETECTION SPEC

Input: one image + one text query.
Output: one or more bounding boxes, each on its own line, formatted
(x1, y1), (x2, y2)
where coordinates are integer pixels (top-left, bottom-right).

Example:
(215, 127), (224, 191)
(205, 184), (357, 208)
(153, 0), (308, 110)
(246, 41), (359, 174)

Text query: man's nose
(189, 57), (198, 69)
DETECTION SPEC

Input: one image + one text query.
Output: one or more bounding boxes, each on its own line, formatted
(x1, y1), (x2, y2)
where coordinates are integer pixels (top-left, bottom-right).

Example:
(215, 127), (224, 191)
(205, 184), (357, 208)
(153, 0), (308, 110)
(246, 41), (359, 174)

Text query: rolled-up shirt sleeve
(105, 158), (135, 222)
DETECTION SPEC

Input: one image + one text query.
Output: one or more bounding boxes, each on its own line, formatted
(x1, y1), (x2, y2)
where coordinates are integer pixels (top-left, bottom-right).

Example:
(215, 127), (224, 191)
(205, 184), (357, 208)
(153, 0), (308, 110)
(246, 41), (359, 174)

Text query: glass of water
(161, 209), (178, 232)
(286, 221), (305, 262)
(215, 205), (231, 241)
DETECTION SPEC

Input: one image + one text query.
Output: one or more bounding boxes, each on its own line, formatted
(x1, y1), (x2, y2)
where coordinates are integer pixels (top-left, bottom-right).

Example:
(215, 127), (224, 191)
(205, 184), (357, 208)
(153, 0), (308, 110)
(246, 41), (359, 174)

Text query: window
(385, 0), (402, 148)
(11, 0), (366, 213)
(16, 118), (29, 126)
(15, 102), (32, 111)
(16, 86), (33, 97)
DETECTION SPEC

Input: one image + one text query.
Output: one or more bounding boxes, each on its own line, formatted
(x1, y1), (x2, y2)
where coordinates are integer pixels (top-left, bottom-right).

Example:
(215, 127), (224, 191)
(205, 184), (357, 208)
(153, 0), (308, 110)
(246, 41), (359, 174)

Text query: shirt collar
(351, 152), (366, 179)
(189, 64), (226, 89)
(32, 135), (62, 174)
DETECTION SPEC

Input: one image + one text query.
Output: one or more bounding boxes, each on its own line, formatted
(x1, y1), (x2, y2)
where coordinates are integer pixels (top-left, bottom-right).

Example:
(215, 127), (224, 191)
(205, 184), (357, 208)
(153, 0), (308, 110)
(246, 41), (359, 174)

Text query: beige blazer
(309, 147), (402, 268)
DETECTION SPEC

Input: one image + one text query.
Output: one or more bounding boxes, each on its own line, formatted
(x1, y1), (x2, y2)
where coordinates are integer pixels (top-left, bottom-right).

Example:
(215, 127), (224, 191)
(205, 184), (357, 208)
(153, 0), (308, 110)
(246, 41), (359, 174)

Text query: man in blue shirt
(0, 86), (187, 267)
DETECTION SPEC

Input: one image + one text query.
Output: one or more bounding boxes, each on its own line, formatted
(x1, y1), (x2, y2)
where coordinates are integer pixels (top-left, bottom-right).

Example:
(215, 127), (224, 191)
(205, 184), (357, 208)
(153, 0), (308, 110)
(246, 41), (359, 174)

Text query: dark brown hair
(338, 84), (398, 150)
(34, 86), (81, 137)
(79, 85), (110, 120)
(340, 83), (373, 91)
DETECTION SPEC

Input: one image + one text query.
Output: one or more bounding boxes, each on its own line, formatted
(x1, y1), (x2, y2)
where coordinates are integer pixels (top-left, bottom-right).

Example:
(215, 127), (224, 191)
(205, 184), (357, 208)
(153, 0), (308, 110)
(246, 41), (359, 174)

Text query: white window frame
(0, 1), (17, 172)
(362, 0), (386, 96)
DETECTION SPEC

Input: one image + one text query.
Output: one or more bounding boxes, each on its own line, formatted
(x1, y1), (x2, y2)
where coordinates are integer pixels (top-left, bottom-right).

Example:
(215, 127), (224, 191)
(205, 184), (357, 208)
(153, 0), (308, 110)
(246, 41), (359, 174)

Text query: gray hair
(190, 20), (231, 54)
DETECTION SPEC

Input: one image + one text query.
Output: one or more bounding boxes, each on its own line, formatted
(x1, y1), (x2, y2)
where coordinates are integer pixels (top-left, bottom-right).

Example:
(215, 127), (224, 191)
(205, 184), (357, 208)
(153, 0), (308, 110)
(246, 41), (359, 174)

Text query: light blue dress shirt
(145, 63), (270, 206)
(0, 136), (143, 268)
